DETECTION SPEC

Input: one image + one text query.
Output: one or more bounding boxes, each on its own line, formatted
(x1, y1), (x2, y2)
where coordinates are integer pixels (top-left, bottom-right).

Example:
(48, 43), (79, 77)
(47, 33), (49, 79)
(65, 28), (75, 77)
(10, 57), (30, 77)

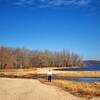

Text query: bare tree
(0, 47), (84, 69)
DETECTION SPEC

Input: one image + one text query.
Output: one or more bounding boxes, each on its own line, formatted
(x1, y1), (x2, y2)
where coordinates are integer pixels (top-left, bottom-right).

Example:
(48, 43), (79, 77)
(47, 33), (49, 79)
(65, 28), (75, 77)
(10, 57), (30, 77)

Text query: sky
(0, 0), (100, 60)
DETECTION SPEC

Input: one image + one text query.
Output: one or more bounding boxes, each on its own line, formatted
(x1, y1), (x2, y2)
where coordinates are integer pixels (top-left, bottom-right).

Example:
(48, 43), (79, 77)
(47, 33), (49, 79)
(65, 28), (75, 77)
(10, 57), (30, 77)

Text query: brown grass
(50, 80), (100, 98)
(0, 67), (100, 98)
(55, 71), (100, 78)
(0, 67), (100, 78)
(0, 68), (37, 78)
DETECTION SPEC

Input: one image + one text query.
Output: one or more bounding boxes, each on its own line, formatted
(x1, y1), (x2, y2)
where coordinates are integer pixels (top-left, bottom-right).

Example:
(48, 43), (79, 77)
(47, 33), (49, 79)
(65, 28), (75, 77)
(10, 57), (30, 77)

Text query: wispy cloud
(0, 0), (92, 8)
(76, 0), (91, 6)
(14, 0), (35, 6)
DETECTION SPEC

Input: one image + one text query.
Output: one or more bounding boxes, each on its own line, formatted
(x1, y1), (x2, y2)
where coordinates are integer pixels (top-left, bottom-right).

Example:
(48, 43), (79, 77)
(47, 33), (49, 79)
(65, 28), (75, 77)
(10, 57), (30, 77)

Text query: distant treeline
(0, 47), (84, 69)
(84, 60), (100, 66)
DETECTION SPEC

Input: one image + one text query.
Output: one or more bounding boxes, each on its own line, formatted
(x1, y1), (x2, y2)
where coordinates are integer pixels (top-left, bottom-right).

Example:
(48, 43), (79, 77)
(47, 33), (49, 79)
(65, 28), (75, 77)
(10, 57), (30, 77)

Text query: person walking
(47, 69), (52, 82)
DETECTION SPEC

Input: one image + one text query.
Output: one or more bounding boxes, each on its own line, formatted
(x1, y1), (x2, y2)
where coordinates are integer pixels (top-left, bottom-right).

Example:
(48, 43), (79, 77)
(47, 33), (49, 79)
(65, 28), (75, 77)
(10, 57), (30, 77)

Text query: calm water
(53, 77), (100, 82)
(55, 65), (100, 82)
(58, 65), (100, 71)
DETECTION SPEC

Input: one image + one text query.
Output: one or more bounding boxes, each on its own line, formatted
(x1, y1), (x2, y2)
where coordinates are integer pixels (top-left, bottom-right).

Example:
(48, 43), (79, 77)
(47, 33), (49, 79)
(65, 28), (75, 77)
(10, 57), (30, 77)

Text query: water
(55, 65), (100, 82)
(77, 78), (100, 82)
(58, 65), (100, 71)
(53, 77), (100, 82)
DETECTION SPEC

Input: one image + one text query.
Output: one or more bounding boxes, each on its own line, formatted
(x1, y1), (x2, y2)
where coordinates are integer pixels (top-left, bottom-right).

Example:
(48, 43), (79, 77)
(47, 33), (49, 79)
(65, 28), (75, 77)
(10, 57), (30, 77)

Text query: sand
(0, 78), (87, 100)
(0, 78), (99, 100)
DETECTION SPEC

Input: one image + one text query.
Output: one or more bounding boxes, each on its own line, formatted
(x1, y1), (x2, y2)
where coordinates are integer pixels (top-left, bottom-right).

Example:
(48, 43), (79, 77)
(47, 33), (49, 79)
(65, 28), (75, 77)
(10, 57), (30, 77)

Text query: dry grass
(36, 67), (100, 78)
(39, 79), (100, 99)
(51, 80), (100, 98)
(0, 68), (37, 78)
(0, 67), (100, 78)
(0, 67), (100, 79)
(55, 71), (100, 78)
(0, 67), (100, 99)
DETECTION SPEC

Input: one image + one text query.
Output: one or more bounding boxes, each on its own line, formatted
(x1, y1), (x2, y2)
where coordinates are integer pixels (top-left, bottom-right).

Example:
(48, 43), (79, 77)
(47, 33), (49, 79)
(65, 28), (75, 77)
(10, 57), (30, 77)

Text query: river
(55, 65), (100, 82)
(58, 65), (100, 71)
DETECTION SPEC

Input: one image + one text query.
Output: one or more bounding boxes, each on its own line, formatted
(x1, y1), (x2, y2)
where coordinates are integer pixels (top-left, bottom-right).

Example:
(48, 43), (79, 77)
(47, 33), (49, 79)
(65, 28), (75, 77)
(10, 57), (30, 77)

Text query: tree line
(0, 47), (84, 69)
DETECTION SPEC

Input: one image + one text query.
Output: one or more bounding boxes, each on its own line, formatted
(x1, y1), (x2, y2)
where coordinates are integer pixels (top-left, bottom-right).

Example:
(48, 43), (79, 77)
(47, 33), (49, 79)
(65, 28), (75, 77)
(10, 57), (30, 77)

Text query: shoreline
(0, 67), (100, 78)
(0, 67), (100, 98)
(39, 79), (100, 99)
(0, 77), (100, 100)
(0, 78), (87, 100)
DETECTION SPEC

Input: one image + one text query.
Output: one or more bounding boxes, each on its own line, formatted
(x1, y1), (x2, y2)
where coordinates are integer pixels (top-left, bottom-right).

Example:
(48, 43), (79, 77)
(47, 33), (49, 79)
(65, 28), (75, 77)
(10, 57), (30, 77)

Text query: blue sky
(0, 0), (100, 60)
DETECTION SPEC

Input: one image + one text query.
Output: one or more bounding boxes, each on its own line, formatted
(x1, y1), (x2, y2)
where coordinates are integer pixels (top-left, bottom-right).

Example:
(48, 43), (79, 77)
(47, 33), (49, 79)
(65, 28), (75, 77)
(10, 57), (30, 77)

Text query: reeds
(52, 80), (100, 97)
(55, 71), (100, 78)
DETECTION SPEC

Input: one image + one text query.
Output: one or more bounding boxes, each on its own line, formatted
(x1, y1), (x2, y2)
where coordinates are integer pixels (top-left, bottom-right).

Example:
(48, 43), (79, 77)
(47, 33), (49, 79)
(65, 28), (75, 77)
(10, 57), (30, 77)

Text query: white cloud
(48, 0), (89, 6)
(76, 0), (91, 6)
(14, 0), (35, 6)
(1, 0), (92, 8)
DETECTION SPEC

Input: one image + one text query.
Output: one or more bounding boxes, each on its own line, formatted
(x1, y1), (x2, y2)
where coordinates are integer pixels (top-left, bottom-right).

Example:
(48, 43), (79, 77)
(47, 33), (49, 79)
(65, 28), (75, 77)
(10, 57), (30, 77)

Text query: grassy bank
(40, 79), (100, 99)
(0, 68), (38, 78)
(55, 71), (100, 78)
(0, 68), (100, 78)
(0, 68), (100, 98)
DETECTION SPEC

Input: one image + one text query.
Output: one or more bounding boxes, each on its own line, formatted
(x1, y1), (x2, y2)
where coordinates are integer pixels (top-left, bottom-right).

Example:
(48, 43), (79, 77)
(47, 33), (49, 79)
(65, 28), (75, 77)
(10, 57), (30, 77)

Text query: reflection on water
(58, 65), (100, 71)
(53, 77), (100, 82)
(78, 78), (100, 82)
(54, 65), (100, 82)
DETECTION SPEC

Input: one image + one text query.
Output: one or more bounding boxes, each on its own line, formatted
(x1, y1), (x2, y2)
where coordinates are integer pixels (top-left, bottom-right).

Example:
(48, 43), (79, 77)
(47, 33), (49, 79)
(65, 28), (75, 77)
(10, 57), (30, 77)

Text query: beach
(0, 68), (100, 100)
(0, 78), (86, 100)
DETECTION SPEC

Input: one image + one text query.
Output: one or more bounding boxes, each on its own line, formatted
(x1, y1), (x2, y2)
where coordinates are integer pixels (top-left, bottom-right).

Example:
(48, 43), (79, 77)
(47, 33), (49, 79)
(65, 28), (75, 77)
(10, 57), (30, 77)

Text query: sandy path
(0, 78), (87, 100)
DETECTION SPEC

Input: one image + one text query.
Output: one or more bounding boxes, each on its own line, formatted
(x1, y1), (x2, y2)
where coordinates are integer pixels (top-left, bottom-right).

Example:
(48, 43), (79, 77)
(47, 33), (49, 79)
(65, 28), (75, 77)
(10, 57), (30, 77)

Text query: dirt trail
(0, 68), (100, 100)
(0, 78), (98, 100)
